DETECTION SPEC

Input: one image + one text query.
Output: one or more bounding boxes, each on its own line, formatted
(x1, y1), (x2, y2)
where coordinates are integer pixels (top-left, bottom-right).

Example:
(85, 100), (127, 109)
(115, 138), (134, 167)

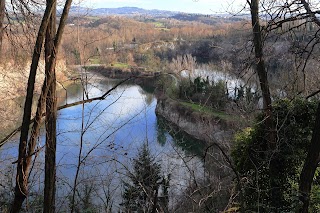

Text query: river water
(0, 72), (204, 210)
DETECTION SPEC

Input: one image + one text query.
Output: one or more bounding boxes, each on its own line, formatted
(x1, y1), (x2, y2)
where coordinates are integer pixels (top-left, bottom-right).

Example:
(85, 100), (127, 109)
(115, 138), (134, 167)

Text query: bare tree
(247, 0), (274, 144)
(11, 2), (57, 211)
(245, 1), (320, 211)
(11, 0), (73, 211)
(297, 2), (320, 212)
(43, 0), (57, 212)
(170, 54), (197, 75)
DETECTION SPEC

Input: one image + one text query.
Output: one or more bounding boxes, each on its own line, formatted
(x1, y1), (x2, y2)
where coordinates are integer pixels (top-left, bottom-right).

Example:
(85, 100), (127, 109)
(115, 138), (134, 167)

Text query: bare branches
(0, 76), (133, 147)
(10, 0), (76, 211)
(301, 0), (320, 27)
(170, 54), (197, 75)
(306, 89), (320, 100)
(11, 1), (56, 211)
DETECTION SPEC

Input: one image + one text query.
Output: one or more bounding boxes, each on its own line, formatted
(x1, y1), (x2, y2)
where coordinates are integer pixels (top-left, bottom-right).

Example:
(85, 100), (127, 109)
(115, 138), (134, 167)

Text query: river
(0, 72), (205, 211)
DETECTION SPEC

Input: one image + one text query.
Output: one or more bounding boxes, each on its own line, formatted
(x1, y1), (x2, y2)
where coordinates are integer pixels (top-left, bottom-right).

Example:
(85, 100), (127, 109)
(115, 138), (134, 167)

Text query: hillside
(69, 6), (178, 17)
(68, 6), (247, 24)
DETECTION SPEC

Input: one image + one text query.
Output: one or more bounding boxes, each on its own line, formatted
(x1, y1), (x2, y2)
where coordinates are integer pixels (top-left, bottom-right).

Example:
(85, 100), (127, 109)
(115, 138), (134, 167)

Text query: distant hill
(67, 6), (247, 24)
(69, 6), (178, 17)
(170, 13), (247, 25)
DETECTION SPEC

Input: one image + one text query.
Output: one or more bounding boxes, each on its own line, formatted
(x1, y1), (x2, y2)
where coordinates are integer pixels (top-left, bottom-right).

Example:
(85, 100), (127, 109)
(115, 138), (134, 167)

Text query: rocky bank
(155, 95), (234, 144)
(0, 60), (70, 138)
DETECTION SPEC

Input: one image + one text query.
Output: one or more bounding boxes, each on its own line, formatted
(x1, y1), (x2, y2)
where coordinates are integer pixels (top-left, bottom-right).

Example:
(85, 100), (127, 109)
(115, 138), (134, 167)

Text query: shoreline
(155, 95), (234, 145)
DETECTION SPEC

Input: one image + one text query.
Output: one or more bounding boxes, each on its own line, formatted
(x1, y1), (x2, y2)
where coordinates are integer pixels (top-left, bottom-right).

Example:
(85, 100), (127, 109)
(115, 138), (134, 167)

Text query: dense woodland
(1, 0), (320, 212)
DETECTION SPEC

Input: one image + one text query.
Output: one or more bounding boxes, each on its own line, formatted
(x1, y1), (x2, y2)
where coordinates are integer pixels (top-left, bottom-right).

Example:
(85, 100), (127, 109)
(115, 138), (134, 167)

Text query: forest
(0, 0), (320, 212)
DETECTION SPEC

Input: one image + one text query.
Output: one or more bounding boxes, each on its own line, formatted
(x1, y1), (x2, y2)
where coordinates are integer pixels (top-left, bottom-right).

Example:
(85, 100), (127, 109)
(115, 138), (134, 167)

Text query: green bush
(232, 99), (320, 212)
(178, 77), (228, 110)
(121, 143), (169, 212)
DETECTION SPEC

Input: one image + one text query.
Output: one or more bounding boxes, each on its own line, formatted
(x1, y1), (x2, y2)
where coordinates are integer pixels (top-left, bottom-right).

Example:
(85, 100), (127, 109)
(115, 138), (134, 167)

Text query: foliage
(232, 99), (320, 212)
(0, 166), (14, 212)
(180, 101), (234, 121)
(179, 77), (228, 110)
(69, 182), (99, 213)
(110, 62), (130, 68)
(88, 57), (101, 65)
(133, 49), (161, 70)
(157, 74), (179, 99)
(121, 143), (169, 212)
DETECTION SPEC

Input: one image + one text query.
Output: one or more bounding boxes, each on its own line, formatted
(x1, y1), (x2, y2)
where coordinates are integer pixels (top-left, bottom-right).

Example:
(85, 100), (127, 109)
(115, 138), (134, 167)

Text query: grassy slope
(180, 101), (235, 121)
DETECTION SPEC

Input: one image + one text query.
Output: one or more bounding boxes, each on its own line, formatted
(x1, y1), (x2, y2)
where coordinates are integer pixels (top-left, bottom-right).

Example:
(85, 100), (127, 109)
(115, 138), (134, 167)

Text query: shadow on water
(0, 73), (207, 211)
(156, 115), (206, 158)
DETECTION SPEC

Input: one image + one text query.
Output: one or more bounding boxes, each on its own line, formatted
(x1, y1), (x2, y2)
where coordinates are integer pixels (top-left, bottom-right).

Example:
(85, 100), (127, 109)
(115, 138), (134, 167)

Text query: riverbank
(0, 60), (73, 139)
(84, 64), (238, 145)
(155, 94), (237, 212)
(155, 94), (235, 144)
(83, 64), (159, 79)
(0, 69), (214, 212)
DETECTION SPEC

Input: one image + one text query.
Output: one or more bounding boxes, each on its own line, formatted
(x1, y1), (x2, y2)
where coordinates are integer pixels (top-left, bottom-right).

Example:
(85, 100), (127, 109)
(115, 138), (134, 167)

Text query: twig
(0, 76), (134, 147)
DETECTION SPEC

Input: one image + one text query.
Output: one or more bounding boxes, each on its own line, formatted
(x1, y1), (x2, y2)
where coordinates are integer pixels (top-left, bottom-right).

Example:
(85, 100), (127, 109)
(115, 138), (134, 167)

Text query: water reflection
(156, 116), (206, 157)
(181, 68), (257, 98)
(0, 73), (204, 210)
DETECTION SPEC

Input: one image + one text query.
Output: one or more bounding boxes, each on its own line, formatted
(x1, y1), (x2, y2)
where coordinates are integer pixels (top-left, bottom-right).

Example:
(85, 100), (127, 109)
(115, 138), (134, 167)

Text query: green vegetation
(142, 19), (166, 28)
(110, 62), (130, 68)
(88, 57), (101, 64)
(175, 77), (229, 111)
(121, 143), (169, 212)
(180, 101), (234, 121)
(161, 75), (250, 122)
(232, 99), (320, 212)
(153, 21), (165, 28)
(86, 16), (100, 21)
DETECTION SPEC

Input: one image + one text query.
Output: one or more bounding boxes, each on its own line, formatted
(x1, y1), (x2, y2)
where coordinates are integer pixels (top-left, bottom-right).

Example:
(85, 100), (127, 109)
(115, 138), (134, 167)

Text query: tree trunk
(43, 0), (57, 211)
(298, 2), (320, 212)
(249, 0), (278, 210)
(0, 0), (5, 54)
(11, 0), (73, 211)
(249, 0), (273, 134)
(11, 1), (56, 212)
(299, 103), (320, 212)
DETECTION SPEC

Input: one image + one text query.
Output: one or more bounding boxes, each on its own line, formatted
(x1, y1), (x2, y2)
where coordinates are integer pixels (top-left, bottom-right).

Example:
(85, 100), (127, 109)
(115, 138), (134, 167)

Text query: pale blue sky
(81, 0), (245, 14)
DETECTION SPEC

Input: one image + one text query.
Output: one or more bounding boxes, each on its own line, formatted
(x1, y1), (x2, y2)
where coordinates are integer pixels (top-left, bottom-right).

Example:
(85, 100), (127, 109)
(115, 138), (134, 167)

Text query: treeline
(60, 15), (243, 65)
(1, 14), (249, 68)
(3, 10), (319, 102)
(61, 13), (320, 100)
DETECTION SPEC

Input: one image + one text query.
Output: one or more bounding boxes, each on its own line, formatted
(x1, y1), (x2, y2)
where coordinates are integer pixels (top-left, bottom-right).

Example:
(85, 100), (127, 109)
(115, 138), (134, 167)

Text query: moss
(110, 62), (130, 68)
(180, 101), (235, 121)
(88, 57), (101, 64)
(153, 22), (165, 28)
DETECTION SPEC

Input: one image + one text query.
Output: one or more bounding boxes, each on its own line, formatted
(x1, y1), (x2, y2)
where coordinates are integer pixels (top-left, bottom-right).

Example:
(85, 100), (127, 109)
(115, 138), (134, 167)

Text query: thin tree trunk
(11, 1), (56, 212)
(249, 0), (273, 136)
(299, 103), (320, 212)
(298, 2), (320, 212)
(70, 92), (85, 213)
(0, 0), (5, 54)
(249, 0), (278, 210)
(151, 185), (159, 213)
(43, 0), (57, 211)
(11, 0), (73, 211)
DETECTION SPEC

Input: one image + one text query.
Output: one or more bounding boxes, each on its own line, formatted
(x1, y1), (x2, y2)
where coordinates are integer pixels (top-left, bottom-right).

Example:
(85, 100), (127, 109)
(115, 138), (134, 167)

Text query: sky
(81, 0), (245, 14)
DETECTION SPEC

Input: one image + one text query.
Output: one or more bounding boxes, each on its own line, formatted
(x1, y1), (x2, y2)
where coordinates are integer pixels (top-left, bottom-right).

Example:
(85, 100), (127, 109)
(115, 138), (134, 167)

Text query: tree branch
(301, 0), (320, 27)
(0, 76), (134, 147)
